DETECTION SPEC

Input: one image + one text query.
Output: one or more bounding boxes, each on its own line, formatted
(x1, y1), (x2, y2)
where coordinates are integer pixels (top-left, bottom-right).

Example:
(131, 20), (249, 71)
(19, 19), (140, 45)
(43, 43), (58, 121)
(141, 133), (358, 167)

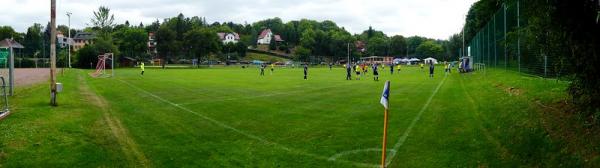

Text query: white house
(257, 29), (283, 45)
(217, 32), (240, 44)
(56, 31), (73, 48)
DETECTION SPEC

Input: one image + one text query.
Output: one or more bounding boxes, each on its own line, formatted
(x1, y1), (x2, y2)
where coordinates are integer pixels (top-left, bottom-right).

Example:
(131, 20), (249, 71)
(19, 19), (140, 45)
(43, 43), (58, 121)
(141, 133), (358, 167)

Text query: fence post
(504, 3), (507, 70)
(517, 0), (521, 73)
(494, 13), (497, 67)
(544, 55), (548, 77)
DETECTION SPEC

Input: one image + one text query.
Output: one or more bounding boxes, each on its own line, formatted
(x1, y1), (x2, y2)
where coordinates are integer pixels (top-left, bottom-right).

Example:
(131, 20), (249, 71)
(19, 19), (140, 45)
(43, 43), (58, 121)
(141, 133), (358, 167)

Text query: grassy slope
(0, 66), (589, 167)
(243, 52), (289, 62)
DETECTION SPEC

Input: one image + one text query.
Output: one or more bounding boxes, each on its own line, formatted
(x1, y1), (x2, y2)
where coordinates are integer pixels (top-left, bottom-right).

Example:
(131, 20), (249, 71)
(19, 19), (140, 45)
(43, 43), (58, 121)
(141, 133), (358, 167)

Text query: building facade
(56, 31), (73, 48)
(72, 32), (95, 51)
(257, 29), (283, 45)
(217, 32), (240, 44)
(360, 56), (394, 65)
(147, 32), (157, 57)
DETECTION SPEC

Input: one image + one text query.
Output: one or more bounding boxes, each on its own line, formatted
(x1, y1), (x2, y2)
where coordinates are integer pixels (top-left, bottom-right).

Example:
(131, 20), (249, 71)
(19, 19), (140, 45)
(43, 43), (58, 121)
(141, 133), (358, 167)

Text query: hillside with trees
(1, 7), (466, 69)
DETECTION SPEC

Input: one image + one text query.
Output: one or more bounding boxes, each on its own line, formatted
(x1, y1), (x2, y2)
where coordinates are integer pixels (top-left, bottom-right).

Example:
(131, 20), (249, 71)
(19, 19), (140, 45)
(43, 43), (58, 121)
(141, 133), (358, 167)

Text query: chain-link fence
(466, 0), (563, 78)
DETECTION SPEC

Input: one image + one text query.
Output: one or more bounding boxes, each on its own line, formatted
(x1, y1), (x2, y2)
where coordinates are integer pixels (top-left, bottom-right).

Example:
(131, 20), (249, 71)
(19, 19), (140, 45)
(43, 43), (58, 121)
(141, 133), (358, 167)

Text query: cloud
(0, 0), (476, 39)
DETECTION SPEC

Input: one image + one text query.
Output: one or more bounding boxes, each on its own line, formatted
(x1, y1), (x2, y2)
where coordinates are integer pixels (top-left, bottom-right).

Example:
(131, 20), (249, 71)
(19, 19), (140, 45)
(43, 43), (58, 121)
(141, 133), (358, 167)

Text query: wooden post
(50, 0), (57, 106)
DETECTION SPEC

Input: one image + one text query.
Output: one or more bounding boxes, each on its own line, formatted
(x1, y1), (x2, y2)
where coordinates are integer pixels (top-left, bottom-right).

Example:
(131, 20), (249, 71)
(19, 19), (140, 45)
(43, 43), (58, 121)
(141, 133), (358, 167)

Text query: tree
(299, 29), (316, 50)
(90, 6), (115, 35)
(235, 41), (248, 57)
(23, 24), (44, 57)
(329, 30), (354, 61)
(269, 35), (277, 51)
(551, 0), (600, 118)
(57, 25), (70, 36)
(156, 26), (176, 68)
(367, 37), (388, 56)
(295, 46), (311, 62)
(367, 26), (374, 39)
(222, 42), (236, 61)
(416, 41), (443, 59)
(88, 6), (118, 62)
(145, 19), (161, 33)
(406, 36), (427, 56)
(94, 36), (120, 56)
(184, 28), (220, 67)
(389, 35), (407, 56)
(278, 43), (289, 53)
(0, 26), (18, 40)
(75, 44), (98, 69)
(446, 33), (463, 60)
(313, 30), (330, 56)
(114, 28), (148, 60)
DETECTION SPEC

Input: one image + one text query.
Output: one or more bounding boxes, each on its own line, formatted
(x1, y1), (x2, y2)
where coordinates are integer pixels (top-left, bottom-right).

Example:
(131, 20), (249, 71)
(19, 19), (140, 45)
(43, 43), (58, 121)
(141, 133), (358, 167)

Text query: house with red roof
(257, 29), (284, 45)
(355, 41), (366, 52)
(217, 32), (240, 44)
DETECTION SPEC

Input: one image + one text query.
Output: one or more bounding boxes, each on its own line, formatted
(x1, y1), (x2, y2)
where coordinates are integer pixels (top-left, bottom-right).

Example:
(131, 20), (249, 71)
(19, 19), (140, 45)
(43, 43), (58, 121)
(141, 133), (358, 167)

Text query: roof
(258, 29), (272, 39)
(120, 57), (136, 61)
(0, 39), (25, 49)
(217, 32), (240, 40)
(73, 32), (96, 40)
(362, 56), (384, 59)
(258, 29), (284, 41)
(355, 41), (366, 51)
(274, 35), (284, 42)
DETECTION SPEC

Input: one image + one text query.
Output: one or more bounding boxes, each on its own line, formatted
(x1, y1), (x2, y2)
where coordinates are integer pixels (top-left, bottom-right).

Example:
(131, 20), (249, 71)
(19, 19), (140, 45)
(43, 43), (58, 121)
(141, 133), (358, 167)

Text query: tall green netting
(466, 0), (561, 77)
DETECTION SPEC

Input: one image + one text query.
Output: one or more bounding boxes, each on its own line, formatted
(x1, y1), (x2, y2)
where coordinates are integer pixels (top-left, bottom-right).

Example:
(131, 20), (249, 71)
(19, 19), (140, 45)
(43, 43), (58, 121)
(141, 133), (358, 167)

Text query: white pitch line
(178, 84), (350, 106)
(117, 79), (378, 168)
(118, 79), (290, 150)
(328, 148), (397, 161)
(385, 75), (447, 167)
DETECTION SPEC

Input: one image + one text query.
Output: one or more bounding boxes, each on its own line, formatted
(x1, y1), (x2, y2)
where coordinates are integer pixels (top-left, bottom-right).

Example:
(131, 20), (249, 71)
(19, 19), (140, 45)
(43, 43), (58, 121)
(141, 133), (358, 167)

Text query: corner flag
(380, 80), (390, 168)
(380, 81), (390, 109)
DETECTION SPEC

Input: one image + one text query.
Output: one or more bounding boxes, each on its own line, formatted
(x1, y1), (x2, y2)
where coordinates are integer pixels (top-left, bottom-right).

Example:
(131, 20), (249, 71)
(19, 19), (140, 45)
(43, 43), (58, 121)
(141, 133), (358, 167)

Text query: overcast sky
(0, 0), (477, 40)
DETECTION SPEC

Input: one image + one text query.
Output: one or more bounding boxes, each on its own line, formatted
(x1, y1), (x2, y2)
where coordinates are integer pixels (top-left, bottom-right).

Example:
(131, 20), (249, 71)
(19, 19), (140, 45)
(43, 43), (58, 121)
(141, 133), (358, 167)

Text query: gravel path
(0, 68), (65, 87)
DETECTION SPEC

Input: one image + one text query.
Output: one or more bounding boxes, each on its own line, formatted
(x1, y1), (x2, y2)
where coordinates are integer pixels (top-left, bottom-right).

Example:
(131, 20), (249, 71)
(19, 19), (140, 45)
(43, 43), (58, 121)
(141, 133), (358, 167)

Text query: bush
(76, 45), (99, 69)
(16, 58), (35, 68)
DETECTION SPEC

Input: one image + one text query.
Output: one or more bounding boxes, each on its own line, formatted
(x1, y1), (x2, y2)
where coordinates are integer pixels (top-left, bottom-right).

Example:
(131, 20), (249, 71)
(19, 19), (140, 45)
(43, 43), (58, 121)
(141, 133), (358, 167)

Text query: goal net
(0, 76), (9, 119)
(89, 53), (114, 78)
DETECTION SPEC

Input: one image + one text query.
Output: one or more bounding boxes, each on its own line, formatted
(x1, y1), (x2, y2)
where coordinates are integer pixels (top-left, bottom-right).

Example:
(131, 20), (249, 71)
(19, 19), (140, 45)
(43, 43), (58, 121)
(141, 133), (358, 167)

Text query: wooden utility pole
(50, 0), (58, 106)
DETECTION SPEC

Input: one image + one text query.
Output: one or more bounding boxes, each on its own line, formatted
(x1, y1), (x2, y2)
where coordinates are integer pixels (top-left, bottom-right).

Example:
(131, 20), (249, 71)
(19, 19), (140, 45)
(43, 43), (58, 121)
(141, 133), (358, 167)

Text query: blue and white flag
(380, 81), (390, 109)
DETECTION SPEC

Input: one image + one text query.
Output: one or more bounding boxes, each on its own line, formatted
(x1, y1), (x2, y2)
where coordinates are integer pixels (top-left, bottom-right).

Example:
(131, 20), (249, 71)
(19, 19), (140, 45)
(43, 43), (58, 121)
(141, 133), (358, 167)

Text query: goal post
(89, 53), (114, 78)
(0, 76), (9, 120)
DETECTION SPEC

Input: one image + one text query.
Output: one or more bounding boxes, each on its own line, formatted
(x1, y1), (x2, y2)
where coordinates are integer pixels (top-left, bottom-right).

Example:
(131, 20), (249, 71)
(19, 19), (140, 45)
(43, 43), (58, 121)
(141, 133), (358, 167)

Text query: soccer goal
(0, 76), (10, 120)
(89, 53), (114, 78)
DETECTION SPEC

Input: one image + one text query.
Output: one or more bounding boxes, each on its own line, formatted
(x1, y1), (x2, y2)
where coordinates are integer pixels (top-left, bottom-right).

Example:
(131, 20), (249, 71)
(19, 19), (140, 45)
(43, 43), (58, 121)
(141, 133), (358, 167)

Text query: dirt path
(77, 71), (151, 167)
(0, 68), (69, 87)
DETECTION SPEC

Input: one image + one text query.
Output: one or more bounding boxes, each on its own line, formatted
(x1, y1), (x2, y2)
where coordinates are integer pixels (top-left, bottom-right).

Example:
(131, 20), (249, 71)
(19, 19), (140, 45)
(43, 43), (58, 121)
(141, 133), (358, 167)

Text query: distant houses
(217, 32), (240, 44)
(354, 41), (366, 52)
(72, 32), (95, 51)
(257, 29), (283, 45)
(148, 32), (157, 56)
(56, 31), (73, 48)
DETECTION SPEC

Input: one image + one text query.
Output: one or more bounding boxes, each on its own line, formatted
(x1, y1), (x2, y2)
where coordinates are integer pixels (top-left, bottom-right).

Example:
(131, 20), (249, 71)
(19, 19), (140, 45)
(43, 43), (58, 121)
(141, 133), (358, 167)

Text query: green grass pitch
(0, 65), (580, 167)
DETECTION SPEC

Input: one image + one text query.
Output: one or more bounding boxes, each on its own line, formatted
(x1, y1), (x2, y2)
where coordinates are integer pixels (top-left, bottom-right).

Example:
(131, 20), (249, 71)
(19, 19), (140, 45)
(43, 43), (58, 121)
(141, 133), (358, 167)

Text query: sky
(0, 0), (477, 40)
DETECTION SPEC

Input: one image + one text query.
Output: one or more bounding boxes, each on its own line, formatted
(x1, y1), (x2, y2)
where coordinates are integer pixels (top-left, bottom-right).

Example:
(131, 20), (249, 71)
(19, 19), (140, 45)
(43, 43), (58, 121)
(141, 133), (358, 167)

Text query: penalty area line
(117, 79), (378, 168)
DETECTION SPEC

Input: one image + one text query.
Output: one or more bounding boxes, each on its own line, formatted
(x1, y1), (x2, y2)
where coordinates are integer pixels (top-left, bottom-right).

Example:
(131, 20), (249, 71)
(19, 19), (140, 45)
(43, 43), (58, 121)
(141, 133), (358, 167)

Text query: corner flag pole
(381, 107), (389, 167)
(380, 81), (390, 168)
